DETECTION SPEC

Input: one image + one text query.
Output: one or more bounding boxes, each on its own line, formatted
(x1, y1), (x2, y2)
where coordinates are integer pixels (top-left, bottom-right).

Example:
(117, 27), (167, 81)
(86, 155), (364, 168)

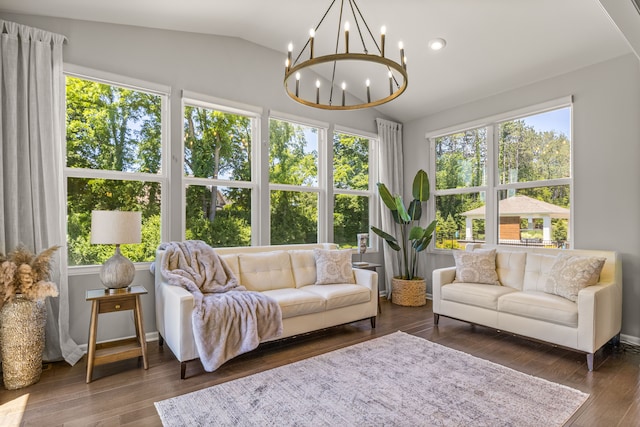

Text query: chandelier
(283, 0), (408, 110)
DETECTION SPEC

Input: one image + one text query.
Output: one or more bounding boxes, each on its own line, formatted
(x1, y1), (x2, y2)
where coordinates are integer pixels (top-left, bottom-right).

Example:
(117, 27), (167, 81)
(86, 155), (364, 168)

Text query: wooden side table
(85, 285), (148, 383)
(352, 262), (383, 313)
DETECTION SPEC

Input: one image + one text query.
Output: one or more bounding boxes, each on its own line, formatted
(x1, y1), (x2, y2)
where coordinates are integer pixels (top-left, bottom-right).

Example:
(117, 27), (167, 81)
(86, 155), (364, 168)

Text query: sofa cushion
(495, 251), (527, 290)
(238, 251), (295, 291)
(289, 250), (317, 288)
(314, 248), (355, 285)
(441, 282), (518, 310)
(220, 254), (240, 285)
(261, 288), (326, 319)
(301, 284), (370, 310)
(498, 291), (578, 327)
(544, 254), (606, 302)
(523, 253), (557, 292)
(453, 249), (500, 286)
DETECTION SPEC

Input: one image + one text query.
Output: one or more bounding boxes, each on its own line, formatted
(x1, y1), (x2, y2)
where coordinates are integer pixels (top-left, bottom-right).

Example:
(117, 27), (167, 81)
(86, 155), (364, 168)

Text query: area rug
(155, 331), (588, 426)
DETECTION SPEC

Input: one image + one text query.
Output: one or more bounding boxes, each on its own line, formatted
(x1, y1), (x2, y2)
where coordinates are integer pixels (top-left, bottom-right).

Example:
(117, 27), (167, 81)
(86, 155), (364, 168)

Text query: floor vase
(0, 296), (46, 390)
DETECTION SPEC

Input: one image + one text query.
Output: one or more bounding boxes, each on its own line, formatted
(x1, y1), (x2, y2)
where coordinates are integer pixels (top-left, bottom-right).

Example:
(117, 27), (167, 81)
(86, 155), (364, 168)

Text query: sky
(521, 107), (571, 138)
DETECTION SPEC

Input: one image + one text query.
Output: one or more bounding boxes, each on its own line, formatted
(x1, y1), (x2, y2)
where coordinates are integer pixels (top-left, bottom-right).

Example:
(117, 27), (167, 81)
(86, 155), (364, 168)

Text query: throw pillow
(452, 249), (500, 286)
(314, 248), (355, 285)
(544, 254), (606, 302)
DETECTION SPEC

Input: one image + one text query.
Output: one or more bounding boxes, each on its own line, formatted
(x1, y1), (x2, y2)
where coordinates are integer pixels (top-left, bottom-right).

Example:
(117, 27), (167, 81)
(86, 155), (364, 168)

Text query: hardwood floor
(2, 299), (639, 426)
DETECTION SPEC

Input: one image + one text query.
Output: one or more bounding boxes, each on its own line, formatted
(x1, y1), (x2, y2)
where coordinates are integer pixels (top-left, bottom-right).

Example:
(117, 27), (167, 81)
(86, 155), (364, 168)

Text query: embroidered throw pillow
(452, 249), (500, 286)
(314, 248), (355, 285)
(544, 254), (606, 302)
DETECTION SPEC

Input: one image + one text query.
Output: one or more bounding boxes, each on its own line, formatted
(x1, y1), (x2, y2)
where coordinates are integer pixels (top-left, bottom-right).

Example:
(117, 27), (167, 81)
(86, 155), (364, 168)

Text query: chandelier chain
(348, 0), (369, 54)
(329, 0), (346, 105)
(292, 0), (338, 67)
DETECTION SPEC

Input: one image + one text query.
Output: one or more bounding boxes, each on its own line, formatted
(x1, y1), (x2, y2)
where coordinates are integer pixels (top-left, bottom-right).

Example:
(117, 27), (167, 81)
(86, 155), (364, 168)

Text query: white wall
(0, 13), (388, 345)
(404, 54), (640, 343)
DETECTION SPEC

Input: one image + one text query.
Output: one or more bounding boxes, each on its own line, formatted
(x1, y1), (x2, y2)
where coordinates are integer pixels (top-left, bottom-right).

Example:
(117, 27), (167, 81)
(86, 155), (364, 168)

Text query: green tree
(66, 77), (162, 265)
(183, 106), (252, 247)
(269, 119), (319, 245)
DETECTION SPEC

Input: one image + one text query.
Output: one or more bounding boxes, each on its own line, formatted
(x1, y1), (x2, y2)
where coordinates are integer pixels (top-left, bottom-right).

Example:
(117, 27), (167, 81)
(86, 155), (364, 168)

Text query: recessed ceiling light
(428, 38), (446, 51)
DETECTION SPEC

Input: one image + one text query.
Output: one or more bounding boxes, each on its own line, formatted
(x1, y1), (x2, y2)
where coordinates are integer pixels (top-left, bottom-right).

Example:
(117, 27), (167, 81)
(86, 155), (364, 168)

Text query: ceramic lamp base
(100, 245), (135, 289)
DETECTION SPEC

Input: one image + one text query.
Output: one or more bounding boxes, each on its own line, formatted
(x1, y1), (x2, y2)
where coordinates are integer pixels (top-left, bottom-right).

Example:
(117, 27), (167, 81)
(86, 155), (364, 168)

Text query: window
(269, 117), (322, 245)
(431, 101), (572, 249)
(65, 73), (168, 266)
(433, 127), (487, 250)
(333, 130), (376, 249)
(182, 97), (258, 247)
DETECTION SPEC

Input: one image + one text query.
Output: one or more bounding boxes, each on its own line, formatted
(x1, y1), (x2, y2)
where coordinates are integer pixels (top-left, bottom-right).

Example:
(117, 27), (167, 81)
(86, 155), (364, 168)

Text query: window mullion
(486, 124), (497, 245)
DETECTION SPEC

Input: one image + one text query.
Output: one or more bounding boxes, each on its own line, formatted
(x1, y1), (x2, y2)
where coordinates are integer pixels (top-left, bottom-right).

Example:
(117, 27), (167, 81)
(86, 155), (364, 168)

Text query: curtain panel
(0, 20), (82, 364)
(376, 118), (404, 298)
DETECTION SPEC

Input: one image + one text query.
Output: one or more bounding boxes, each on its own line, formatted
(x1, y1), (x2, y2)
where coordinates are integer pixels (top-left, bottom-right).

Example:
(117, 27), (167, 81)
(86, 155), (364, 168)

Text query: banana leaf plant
(371, 169), (437, 280)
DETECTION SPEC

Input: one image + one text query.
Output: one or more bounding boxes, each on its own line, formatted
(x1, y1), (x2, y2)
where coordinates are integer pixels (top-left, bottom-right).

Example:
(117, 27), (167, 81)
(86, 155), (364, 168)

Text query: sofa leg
(434, 313), (440, 325)
(158, 334), (164, 347)
(586, 353), (594, 371)
(181, 361), (187, 379)
(370, 316), (376, 328)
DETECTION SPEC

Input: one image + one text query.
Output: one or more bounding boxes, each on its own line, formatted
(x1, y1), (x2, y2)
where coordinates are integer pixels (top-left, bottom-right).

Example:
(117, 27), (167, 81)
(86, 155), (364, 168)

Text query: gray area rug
(155, 331), (588, 426)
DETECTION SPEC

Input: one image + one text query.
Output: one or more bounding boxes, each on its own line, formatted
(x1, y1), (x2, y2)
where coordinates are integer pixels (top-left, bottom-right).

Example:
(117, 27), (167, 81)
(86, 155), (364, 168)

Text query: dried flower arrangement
(0, 245), (60, 309)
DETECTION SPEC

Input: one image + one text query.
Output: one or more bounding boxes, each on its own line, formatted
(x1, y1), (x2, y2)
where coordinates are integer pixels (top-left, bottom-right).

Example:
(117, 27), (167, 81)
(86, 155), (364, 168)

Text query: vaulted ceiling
(0, 0), (634, 121)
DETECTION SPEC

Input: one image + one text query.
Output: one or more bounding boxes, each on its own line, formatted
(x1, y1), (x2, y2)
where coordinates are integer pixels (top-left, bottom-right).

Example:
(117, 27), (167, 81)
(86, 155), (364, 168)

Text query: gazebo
(460, 195), (569, 243)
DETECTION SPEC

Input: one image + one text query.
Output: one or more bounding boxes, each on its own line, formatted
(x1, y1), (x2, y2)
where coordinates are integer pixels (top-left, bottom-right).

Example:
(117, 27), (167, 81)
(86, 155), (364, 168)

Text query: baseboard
(78, 331), (160, 353)
(621, 333), (640, 346)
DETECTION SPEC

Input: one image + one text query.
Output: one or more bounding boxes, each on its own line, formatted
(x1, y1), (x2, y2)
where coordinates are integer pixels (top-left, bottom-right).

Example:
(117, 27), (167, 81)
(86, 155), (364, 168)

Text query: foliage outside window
(65, 75), (166, 266)
(333, 131), (374, 248)
(269, 118), (321, 245)
(433, 128), (487, 249)
(183, 101), (255, 247)
(432, 105), (572, 249)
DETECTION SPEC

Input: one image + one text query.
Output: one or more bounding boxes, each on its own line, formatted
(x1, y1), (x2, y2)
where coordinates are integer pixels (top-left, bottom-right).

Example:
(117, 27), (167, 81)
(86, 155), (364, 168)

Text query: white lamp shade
(91, 210), (142, 245)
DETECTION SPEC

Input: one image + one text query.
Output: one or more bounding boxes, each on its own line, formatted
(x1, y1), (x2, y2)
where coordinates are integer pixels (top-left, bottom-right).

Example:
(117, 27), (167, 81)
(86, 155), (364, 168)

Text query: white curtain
(0, 20), (83, 365)
(376, 118), (404, 298)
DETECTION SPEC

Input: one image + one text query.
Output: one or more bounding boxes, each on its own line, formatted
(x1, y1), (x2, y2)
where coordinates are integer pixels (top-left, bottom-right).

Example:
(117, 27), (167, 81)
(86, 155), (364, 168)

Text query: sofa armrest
(353, 268), (378, 295)
(432, 266), (456, 314)
(577, 280), (622, 353)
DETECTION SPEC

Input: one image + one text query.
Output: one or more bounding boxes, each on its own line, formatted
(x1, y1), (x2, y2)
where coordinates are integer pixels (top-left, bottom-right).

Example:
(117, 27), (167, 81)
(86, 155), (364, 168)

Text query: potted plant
(371, 169), (436, 306)
(0, 245), (60, 390)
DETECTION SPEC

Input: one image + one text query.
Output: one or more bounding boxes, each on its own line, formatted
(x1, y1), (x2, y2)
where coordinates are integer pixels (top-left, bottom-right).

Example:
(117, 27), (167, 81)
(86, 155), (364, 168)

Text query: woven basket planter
(391, 277), (426, 307)
(0, 295), (46, 390)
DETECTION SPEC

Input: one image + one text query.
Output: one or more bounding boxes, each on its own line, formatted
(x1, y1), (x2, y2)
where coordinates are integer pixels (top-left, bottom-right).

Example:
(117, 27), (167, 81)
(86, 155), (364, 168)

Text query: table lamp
(91, 210), (142, 292)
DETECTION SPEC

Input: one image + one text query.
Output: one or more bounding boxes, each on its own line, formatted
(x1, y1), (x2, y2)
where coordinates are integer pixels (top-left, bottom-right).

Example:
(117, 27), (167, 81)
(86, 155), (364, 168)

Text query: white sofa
(432, 244), (622, 371)
(154, 243), (378, 378)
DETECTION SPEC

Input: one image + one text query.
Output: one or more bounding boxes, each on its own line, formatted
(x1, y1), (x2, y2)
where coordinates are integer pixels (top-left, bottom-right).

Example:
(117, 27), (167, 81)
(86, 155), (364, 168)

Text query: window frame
(332, 126), (379, 252)
(181, 91), (262, 246)
(268, 112), (328, 244)
(63, 65), (171, 273)
(427, 96), (573, 252)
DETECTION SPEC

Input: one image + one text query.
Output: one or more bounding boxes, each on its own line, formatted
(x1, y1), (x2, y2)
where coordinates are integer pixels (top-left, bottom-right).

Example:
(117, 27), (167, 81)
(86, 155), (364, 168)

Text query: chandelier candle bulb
(341, 82), (346, 106)
(287, 43), (293, 70)
(399, 41), (405, 68)
(366, 79), (371, 103)
(309, 29), (315, 59)
(295, 72), (300, 97)
(389, 71), (393, 95)
(316, 79), (320, 104)
(381, 26), (386, 57)
(345, 22), (350, 53)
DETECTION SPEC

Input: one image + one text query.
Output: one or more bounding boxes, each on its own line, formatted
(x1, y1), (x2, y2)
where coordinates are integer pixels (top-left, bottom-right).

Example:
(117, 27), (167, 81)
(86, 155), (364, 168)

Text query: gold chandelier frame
(283, 0), (408, 111)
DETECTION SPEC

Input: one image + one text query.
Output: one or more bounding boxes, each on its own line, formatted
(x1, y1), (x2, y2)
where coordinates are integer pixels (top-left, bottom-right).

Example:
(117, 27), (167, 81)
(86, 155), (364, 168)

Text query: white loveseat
(154, 243), (378, 378)
(432, 244), (622, 371)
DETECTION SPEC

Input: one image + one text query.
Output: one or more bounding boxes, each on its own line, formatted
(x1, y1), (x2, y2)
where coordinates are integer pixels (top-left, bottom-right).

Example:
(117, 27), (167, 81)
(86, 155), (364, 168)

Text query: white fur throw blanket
(159, 240), (283, 371)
